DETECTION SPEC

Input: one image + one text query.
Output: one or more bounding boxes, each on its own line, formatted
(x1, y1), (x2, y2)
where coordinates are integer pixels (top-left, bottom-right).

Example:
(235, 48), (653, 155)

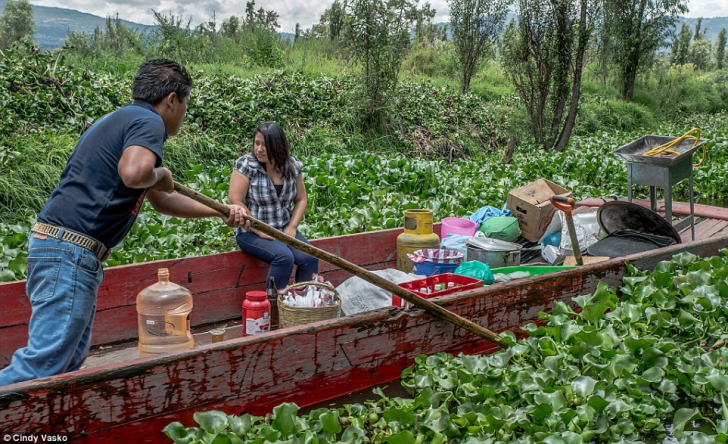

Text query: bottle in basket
(243, 290), (271, 335)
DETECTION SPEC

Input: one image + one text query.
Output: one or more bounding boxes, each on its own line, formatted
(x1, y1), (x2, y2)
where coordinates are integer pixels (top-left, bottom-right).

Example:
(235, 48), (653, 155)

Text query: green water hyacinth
(165, 249), (728, 443)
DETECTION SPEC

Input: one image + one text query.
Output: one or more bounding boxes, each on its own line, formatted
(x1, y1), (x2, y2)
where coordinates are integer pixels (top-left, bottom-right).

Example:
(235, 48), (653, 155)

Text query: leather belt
(32, 222), (110, 262)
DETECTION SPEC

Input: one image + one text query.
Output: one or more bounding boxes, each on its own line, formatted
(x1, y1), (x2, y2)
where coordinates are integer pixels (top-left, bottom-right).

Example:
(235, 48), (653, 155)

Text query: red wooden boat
(1, 200), (727, 443)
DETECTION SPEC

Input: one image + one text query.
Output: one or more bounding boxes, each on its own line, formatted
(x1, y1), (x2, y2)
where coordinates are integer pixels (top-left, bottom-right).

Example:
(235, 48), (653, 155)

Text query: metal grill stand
(613, 135), (704, 242)
(625, 155), (695, 240)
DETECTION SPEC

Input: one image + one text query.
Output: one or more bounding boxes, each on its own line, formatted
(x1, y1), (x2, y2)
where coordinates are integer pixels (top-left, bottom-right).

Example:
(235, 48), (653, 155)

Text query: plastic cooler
(392, 273), (483, 308)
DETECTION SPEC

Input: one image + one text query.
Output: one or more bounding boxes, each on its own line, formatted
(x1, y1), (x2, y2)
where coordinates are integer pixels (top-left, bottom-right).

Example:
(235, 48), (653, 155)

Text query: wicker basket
(277, 281), (342, 328)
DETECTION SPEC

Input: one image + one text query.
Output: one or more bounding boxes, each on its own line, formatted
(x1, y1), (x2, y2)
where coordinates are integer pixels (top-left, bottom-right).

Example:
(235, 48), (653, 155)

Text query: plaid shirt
(234, 154), (303, 232)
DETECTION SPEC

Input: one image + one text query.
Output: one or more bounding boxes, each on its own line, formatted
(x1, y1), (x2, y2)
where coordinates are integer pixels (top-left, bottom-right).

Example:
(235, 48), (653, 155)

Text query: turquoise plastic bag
(455, 260), (494, 285)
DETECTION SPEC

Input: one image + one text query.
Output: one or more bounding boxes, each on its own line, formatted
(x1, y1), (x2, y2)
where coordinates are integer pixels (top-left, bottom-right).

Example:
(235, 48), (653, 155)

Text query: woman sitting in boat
(228, 121), (319, 290)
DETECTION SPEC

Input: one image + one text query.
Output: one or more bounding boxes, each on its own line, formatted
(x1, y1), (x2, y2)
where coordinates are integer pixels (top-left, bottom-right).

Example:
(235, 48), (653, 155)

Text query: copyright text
(3, 435), (68, 443)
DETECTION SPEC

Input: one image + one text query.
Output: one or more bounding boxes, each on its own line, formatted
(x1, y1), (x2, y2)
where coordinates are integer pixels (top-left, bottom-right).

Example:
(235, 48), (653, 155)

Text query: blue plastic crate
(413, 261), (460, 276)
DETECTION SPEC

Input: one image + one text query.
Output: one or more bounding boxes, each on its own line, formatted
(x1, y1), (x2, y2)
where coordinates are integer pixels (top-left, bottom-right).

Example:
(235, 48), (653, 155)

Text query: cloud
(30, 0), (453, 33)
(30, 0), (725, 34)
(684, 1), (728, 18)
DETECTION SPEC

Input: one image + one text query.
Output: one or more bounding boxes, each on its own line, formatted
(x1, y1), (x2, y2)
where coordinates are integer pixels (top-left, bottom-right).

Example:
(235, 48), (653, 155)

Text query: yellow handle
(644, 127), (706, 167)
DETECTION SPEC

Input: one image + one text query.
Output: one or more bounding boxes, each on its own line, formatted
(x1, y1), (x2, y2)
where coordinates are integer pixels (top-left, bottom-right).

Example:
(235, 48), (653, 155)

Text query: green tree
(688, 36), (711, 70)
(99, 14), (144, 55)
(449, 0), (510, 93)
(602, 0), (686, 100)
(310, 1), (346, 40)
(195, 12), (219, 39)
(715, 28), (726, 70)
(342, 0), (416, 128)
(501, 0), (594, 151)
(593, 3), (616, 87)
(294, 22), (302, 42)
(693, 17), (705, 40)
(63, 30), (92, 56)
(409, 2), (437, 46)
(671, 22), (691, 65)
(0, 0), (35, 50)
(151, 10), (194, 62)
(328, 0), (345, 40)
(221, 16), (241, 41)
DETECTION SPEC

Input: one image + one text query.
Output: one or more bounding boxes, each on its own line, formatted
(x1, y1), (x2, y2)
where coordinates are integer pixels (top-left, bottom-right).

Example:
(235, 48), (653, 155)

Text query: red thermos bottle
(243, 290), (271, 335)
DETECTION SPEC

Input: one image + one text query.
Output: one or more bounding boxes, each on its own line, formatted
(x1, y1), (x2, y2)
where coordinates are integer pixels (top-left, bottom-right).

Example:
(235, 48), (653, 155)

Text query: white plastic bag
(336, 269), (423, 316)
(440, 234), (470, 256)
(541, 245), (567, 264)
(556, 211), (600, 251)
(538, 213), (563, 245)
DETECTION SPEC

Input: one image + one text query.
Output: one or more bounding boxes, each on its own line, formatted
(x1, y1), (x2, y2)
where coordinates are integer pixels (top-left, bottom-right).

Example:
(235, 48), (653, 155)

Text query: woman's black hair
(253, 121), (296, 178)
(132, 59), (192, 105)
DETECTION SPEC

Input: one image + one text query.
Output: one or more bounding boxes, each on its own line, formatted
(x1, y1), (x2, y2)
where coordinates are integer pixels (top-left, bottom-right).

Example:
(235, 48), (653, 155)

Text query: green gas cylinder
(396, 209), (441, 273)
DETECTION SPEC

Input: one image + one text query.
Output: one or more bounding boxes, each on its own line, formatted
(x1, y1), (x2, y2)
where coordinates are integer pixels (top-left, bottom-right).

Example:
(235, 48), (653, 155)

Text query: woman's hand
(283, 225), (297, 239)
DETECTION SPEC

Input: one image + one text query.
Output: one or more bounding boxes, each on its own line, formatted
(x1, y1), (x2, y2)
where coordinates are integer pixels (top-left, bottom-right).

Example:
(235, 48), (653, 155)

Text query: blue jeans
(236, 230), (319, 290)
(0, 233), (103, 386)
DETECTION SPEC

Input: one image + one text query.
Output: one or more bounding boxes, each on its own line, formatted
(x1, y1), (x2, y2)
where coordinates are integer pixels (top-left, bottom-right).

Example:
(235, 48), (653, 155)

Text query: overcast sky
(28, 0), (728, 34)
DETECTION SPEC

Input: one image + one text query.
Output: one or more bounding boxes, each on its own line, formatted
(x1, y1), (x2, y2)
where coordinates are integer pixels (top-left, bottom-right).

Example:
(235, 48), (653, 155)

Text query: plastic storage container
(243, 290), (271, 335)
(392, 273), (483, 308)
(407, 248), (464, 277)
(441, 217), (478, 238)
(137, 268), (194, 357)
(396, 209), (441, 273)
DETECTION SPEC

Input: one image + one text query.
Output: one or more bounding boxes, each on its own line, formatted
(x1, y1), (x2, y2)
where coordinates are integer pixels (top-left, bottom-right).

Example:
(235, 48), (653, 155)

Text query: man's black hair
(132, 59), (192, 105)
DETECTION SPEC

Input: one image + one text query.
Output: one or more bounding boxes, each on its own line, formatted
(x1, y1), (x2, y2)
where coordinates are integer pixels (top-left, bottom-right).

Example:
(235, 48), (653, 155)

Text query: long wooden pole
(174, 182), (509, 349)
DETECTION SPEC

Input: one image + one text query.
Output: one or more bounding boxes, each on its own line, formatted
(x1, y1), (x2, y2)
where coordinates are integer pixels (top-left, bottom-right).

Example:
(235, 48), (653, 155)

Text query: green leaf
(707, 368), (728, 392)
(543, 432), (582, 444)
(271, 403), (299, 436)
(227, 414), (253, 435)
(382, 406), (417, 425)
(320, 410), (342, 434)
(641, 367), (665, 383)
(162, 422), (190, 441)
(341, 425), (367, 442)
(193, 411), (229, 435)
(605, 399), (631, 417)
(677, 309), (699, 326)
(421, 408), (449, 433)
(571, 376), (598, 399)
(672, 408), (701, 433)
(605, 354), (637, 379)
(0, 268), (17, 282)
(580, 301), (611, 324)
(383, 430), (416, 444)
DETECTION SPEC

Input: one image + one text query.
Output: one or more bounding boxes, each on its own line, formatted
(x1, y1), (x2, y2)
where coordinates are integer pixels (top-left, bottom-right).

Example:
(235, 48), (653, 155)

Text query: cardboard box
(506, 178), (572, 242)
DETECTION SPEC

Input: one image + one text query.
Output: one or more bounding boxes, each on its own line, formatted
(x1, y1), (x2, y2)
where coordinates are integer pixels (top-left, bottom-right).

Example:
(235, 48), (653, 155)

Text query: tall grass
(284, 38), (354, 77)
(0, 134), (76, 222)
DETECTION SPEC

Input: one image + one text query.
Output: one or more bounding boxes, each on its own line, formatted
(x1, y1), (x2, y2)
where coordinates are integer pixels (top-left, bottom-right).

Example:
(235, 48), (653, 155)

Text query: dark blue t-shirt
(38, 100), (167, 248)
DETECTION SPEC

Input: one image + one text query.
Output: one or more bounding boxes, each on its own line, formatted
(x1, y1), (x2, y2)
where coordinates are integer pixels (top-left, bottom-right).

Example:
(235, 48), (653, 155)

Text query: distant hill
(0, 0), (155, 50)
(679, 16), (728, 43)
(0, 1), (726, 51)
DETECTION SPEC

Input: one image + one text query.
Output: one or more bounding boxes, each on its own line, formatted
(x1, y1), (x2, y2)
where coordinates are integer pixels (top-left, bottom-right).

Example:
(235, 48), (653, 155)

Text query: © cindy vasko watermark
(3, 435), (68, 443)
